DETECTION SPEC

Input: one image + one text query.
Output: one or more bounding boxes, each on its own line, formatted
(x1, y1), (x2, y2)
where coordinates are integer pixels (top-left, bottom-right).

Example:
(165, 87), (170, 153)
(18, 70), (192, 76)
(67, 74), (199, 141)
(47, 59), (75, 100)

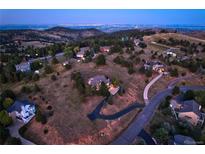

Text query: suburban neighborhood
(1, 10), (205, 145)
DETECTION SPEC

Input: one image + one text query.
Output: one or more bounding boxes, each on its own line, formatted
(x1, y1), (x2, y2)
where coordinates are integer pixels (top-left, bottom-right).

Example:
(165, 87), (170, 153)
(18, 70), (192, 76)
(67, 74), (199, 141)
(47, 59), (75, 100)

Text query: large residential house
(170, 98), (205, 126)
(100, 46), (110, 53)
(76, 47), (90, 60)
(88, 75), (120, 95)
(144, 61), (165, 73)
(7, 100), (36, 124)
(15, 62), (31, 72)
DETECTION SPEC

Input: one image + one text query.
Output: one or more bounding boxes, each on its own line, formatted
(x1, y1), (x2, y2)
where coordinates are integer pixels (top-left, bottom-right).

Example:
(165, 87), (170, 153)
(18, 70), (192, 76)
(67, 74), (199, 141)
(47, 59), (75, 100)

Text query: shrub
(172, 86), (180, 95)
(98, 82), (110, 97)
(47, 105), (52, 110)
(19, 125), (28, 135)
(145, 70), (152, 77)
(32, 73), (40, 81)
(71, 71), (86, 94)
(44, 65), (53, 74)
(21, 85), (32, 94)
(96, 54), (106, 66)
(51, 74), (57, 81)
(65, 64), (72, 70)
(33, 84), (41, 92)
(35, 108), (47, 124)
(1, 89), (15, 100)
(43, 128), (48, 134)
(170, 68), (179, 77)
(183, 90), (195, 100)
(0, 126), (10, 144)
(0, 110), (13, 127)
(153, 127), (169, 144)
(128, 66), (135, 74)
(3, 98), (14, 109)
(51, 57), (59, 64)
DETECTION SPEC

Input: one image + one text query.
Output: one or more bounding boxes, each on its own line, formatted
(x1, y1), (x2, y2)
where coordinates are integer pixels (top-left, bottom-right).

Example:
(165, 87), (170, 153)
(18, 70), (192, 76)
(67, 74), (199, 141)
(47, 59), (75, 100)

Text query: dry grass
(17, 53), (145, 144)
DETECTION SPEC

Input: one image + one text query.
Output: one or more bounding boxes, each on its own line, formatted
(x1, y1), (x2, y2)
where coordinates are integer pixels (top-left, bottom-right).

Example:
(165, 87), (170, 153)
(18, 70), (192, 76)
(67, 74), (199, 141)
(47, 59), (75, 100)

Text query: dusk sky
(0, 9), (205, 25)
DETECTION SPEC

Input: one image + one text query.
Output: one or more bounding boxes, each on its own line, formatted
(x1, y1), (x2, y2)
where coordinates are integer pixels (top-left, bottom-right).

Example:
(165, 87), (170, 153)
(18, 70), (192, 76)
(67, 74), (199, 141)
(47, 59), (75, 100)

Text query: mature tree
(128, 66), (135, 74)
(51, 57), (59, 64)
(99, 82), (110, 97)
(183, 90), (195, 100)
(35, 108), (47, 124)
(172, 86), (180, 95)
(0, 110), (13, 127)
(170, 68), (179, 77)
(32, 73), (40, 81)
(3, 98), (14, 109)
(48, 49), (56, 57)
(1, 89), (15, 100)
(153, 128), (169, 144)
(30, 61), (43, 71)
(0, 125), (10, 144)
(96, 54), (106, 66)
(44, 64), (53, 74)
(64, 47), (73, 61)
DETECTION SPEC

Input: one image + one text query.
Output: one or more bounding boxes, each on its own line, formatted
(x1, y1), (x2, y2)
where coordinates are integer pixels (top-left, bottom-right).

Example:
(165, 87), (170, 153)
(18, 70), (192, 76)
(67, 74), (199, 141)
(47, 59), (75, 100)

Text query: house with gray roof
(88, 75), (110, 90)
(7, 100), (36, 124)
(173, 135), (196, 145)
(76, 47), (90, 60)
(170, 98), (205, 126)
(88, 75), (119, 95)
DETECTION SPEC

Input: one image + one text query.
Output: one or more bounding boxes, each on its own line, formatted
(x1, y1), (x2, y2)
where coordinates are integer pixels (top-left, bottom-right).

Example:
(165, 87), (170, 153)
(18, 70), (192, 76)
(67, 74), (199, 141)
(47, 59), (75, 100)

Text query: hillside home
(15, 62), (31, 72)
(163, 48), (177, 58)
(170, 98), (205, 126)
(100, 46), (110, 53)
(7, 100), (36, 124)
(76, 47), (90, 60)
(88, 75), (119, 95)
(144, 61), (165, 73)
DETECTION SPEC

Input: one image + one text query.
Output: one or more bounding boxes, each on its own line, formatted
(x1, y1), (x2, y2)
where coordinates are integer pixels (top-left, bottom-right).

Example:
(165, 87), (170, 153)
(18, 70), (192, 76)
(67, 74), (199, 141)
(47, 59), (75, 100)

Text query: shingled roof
(179, 100), (201, 116)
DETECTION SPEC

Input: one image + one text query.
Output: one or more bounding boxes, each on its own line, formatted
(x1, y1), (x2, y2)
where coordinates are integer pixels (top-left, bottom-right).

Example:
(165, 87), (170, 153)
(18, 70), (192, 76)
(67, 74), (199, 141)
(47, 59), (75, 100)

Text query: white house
(15, 62), (31, 72)
(7, 100), (36, 124)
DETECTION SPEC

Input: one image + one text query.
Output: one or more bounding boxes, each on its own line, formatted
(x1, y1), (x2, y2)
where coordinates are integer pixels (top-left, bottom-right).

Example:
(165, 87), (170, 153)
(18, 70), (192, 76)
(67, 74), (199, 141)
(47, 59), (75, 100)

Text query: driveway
(143, 73), (163, 105)
(7, 119), (35, 145)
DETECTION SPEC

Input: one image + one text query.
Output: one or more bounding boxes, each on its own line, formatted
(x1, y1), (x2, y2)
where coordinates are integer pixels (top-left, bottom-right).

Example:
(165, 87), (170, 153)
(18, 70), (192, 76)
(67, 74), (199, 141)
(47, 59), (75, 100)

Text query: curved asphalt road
(87, 98), (144, 121)
(112, 85), (205, 145)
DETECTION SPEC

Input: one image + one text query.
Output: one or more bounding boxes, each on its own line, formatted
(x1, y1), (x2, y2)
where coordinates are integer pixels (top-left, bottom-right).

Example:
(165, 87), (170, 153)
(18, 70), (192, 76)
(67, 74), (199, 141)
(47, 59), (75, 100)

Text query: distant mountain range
(0, 26), (104, 44)
(1, 24), (205, 32)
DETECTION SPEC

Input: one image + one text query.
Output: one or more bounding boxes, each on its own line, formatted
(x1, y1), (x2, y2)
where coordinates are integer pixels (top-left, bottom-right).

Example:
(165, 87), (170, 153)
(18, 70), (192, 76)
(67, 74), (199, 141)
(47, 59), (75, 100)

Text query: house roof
(7, 100), (35, 113)
(179, 100), (201, 116)
(80, 47), (90, 52)
(174, 135), (196, 145)
(88, 75), (110, 86)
